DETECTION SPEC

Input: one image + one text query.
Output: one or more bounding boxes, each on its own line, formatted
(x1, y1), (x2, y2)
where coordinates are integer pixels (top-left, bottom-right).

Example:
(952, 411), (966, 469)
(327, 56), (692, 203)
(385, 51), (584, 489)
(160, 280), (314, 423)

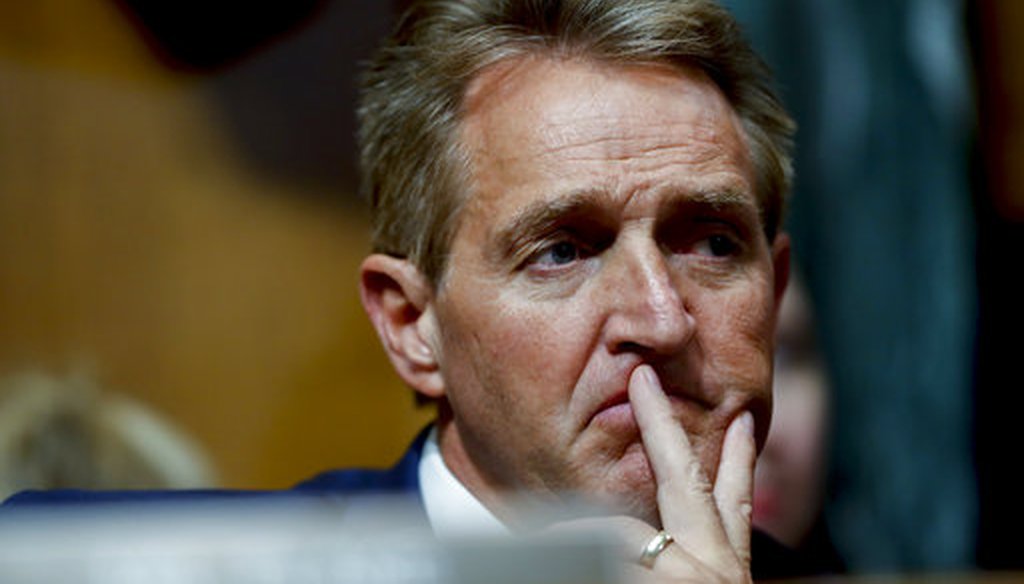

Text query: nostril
(614, 340), (647, 355)
(613, 338), (688, 359)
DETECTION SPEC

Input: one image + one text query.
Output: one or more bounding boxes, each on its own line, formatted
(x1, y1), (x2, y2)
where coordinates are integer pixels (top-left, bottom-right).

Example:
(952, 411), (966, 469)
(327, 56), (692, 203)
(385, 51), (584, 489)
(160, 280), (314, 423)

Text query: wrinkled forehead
(455, 54), (754, 212)
(463, 54), (743, 143)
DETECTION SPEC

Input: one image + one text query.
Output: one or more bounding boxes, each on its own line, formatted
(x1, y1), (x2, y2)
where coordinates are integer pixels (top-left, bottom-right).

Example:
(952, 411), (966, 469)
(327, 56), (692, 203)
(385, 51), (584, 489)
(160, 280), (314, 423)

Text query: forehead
(457, 55), (755, 224)
(463, 55), (738, 138)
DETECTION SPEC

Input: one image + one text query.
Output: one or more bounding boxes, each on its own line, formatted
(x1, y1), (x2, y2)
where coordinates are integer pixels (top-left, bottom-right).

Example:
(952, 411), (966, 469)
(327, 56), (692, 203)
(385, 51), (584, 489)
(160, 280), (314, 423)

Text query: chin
(613, 487), (661, 527)
(590, 447), (661, 526)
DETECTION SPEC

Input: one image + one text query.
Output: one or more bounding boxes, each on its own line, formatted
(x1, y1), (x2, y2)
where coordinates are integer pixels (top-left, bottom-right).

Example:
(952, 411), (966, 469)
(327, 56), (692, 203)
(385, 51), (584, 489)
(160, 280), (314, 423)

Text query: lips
(586, 368), (684, 426)
(595, 390), (630, 413)
(582, 364), (726, 436)
(588, 392), (638, 432)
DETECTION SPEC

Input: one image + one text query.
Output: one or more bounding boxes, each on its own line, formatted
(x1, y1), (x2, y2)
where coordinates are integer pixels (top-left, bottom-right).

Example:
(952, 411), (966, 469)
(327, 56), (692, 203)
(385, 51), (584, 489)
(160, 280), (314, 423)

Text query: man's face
(426, 56), (787, 524)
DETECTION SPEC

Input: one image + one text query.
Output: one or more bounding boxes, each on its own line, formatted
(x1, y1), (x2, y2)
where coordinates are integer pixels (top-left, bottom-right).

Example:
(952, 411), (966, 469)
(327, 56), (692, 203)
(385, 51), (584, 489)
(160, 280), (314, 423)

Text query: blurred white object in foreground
(0, 496), (620, 584)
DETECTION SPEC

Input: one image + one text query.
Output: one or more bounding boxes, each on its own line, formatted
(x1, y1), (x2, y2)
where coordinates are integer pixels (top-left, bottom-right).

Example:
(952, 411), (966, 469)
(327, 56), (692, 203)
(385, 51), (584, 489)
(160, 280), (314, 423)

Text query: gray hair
(360, 0), (795, 284)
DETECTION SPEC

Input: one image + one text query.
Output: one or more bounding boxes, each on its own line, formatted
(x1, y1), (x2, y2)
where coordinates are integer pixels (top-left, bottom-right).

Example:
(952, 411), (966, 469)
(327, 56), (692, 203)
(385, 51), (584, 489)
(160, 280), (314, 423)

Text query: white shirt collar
(417, 426), (509, 538)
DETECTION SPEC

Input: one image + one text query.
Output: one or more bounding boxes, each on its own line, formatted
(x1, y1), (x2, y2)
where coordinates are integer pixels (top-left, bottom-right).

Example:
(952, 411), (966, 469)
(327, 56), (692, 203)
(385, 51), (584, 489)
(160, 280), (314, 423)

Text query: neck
(433, 408), (532, 531)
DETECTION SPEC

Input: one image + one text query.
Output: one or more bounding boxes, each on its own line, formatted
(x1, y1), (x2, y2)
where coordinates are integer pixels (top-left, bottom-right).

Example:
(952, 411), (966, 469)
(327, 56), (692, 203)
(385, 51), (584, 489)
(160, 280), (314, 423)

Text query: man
(354, 0), (792, 580)
(6, 0), (797, 580)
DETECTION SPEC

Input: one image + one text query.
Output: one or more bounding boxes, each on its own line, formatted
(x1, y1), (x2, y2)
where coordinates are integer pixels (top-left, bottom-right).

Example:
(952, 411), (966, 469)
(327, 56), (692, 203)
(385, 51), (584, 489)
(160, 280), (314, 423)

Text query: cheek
(694, 285), (776, 381)
(441, 289), (595, 402)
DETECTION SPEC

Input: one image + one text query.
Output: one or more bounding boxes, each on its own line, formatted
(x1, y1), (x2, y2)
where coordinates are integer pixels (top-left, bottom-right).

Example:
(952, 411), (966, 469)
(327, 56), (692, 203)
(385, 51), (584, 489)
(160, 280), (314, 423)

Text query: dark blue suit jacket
(2, 429), (812, 580)
(3, 430), (429, 509)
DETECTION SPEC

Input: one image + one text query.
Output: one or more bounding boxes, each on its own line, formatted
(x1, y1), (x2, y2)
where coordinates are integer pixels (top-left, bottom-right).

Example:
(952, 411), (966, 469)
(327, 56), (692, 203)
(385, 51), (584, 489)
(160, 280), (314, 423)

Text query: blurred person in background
(752, 274), (843, 574)
(0, 370), (216, 500)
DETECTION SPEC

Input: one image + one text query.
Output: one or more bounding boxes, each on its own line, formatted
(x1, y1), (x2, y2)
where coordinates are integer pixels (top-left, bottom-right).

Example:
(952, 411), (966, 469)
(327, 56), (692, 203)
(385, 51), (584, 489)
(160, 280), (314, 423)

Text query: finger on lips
(628, 364), (718, 529)
(627, 363), (752, 576)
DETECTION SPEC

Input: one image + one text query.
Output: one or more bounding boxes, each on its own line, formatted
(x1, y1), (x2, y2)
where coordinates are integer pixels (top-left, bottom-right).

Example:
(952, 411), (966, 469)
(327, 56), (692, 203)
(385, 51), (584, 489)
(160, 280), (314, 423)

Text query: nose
(602, 241), (695, 357)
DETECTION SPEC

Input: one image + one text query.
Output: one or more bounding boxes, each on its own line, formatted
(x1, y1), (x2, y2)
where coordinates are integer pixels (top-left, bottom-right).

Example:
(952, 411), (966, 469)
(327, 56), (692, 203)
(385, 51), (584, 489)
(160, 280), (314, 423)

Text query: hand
(551, 364), (757, 583)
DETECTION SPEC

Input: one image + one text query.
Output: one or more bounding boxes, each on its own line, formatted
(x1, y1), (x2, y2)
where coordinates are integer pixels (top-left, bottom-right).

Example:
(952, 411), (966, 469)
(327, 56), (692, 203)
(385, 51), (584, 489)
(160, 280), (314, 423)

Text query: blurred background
(0, 0), (431, 496)
(0, 0), (1020, 576)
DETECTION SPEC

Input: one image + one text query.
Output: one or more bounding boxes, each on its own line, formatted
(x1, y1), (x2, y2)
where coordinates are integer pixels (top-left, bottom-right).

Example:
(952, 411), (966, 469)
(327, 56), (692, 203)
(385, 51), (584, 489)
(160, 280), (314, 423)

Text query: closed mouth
(595, 390), (630, 413)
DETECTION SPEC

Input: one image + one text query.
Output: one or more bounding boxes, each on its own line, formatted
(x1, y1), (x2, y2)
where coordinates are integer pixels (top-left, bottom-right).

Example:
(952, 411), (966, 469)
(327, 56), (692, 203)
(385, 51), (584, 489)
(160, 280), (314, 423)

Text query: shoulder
(291, 428), (427, 494)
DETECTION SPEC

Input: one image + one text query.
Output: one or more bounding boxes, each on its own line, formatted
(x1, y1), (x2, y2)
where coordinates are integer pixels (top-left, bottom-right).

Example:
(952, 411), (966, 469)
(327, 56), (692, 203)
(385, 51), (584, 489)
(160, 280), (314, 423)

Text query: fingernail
(641, 365), (657, 386)
(736, 411), (754, 436)
(634, 364), (659, 388)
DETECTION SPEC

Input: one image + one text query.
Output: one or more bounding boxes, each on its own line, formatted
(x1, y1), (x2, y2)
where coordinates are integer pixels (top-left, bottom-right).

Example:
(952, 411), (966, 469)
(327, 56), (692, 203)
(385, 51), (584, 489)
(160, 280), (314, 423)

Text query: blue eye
(544, 241), (580, 265)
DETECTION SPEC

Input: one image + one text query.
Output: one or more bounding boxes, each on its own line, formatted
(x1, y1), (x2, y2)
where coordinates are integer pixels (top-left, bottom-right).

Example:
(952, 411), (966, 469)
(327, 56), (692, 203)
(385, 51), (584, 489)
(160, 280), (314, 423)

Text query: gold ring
(638, 530), (675, 568)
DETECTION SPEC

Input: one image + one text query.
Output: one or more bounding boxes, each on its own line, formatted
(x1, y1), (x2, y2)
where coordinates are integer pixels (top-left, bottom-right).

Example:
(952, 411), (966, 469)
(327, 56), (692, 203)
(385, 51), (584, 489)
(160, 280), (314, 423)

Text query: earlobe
(359, 254), (446, 400)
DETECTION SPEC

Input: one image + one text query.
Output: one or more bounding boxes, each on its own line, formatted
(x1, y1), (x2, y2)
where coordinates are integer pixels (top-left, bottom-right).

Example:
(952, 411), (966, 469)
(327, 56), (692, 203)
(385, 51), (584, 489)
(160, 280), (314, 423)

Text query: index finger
(627, 364), (731, 560)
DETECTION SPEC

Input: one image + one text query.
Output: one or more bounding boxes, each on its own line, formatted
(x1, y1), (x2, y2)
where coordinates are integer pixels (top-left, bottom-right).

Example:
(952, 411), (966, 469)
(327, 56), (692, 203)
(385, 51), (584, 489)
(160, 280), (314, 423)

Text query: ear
(359, 254), (445, 400)
(770, 232), (791, 316)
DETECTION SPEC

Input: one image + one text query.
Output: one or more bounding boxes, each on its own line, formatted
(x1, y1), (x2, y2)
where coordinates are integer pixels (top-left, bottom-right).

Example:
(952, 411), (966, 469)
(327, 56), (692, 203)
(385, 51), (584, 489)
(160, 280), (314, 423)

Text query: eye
(695, 233), (741, 257)
(536, 240), (581, 266)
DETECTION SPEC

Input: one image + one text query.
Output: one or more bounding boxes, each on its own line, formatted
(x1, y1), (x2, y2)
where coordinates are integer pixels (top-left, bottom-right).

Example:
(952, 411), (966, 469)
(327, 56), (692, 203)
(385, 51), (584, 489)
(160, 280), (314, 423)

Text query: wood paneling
(0, 1), (431, 488)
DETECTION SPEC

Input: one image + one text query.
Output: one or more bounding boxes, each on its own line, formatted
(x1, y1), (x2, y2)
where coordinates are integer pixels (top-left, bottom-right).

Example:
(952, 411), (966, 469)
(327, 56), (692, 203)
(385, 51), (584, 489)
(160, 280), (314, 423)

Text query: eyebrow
(490, 185), (762, 261)
(492, 189), (610, 262)
(658, 187), (761, 222)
